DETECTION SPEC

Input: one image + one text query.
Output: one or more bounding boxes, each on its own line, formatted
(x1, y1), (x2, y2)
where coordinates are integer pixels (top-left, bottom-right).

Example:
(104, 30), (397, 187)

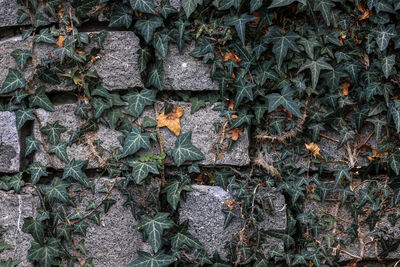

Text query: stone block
(0, 187), (40, 266)
(70, 177), (156, 266)
(0, 0), (30, 28)
(33, 104), (121, 169)
(91, 31), (143, 90)
(0, 112), (20, 173)
(158, 43), (218, 91)
(139, 102), (250, 166)
(179, 185), (286, 261)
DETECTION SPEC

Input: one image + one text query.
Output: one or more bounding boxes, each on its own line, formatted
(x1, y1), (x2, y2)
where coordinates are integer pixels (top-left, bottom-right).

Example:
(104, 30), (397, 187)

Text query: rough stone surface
(33, 104), (121, 169)
(158, 42), (218, 91)
(71, 177), (155, 266)
(0, 112), (20, 173)
(91, 31), (143, 90)
(0, 0), (29, 28)
(179, 185), (286, 260)
(139, 102), (250, 166)
(0, 187), (40, 266)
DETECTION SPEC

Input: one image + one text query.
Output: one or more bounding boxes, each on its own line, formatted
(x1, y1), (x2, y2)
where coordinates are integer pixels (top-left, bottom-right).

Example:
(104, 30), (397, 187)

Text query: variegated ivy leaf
(1, 68), (26, 94)
(48, 142), (69, 163)
(62, 159), (90, 188)
(108, 4), (133, 28)
(25, 136), (40, 156)
(27, 162), (48, 185)
(226, 13), (256, 44)
(40, 121), (67, 145)
(152, 33), (171, 57)
(15, 108), (35, 130)
(34, 28), (57, 44)
(136, 212), (174, 252)
(29, 86), (54, 111)
(126, 251), (175, 267)
(381, 54), (396, 79)
(129, 0), (156, 14)
(266, 86), (303, 119)
(182, 0), (203, 18)
(313, 0), (335, 26)
(170, 131), (205, 166)
(162, 176), (192, 210)
(135, 16), (164, 43)
(127, 160), (159, 184)
(121, 126), (151, 158)
(39, 177), (70, 204)
(298, 57), (333, 90)
(171, 220), (203, 249)
(26, 238), (62, 267)
(373, 24), (396, 51)
(147, 59), (163, 90)
(122, 88), (155, 117)
(11, 49), (33, 70)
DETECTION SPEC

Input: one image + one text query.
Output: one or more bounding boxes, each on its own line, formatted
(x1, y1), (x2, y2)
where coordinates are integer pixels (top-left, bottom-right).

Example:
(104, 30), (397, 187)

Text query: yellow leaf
(56, 35), (67, 47)
(157, 107), (184, 136)
(229, 128), (242, 141)
(305, 142), (322, 159)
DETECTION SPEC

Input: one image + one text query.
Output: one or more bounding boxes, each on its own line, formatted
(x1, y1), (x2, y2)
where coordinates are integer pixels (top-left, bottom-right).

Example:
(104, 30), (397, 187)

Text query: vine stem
(154, 103), (166, 187)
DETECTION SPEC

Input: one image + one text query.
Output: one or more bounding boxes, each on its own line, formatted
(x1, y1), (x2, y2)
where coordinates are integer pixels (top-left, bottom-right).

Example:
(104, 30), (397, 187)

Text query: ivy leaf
(127, 161), (159, 184)
(121, 126), (151, 158)
(34, 28), (57, 44)
(40, 177), (70, 204)
(170, 131), (205, 166)
(381, 55), (396, 79)
(1, 68), (26, 94)
(108, 5), (133, 28)
(48, 142), (69, 163)
(391, 100), (400, 132)
(147, 59), (163, 90)
(27, 162), (48, 185)
(334, 166), (351, 187)
(250, 0), (264, 12)
(388, 153), (400, 175)
(34, 13), (51, 28)
(29, 86), (54, 111)
(266, 86), (303, 118)
(41, 121), (67, 145)
(91, 97), (111, 119)
(123, 89), (155, 117)
(136, 212), (174, 252)
(135, 17), (164, 43)
(15, 108), (35, 129)
(126, 251), (175, 267)
(233, 78), (255, 109)
(162, 176), (191, 210)
(219, 0), (241, 10)
(171, 221), (203, 249)
(22, 217), (44, 244)
(313, 0), (335, 26)
(8, 173), (24, 193)
(253, 104), (268, 124)
(230, 110), (254, 129)
(138, 48), (152, 73)
(337, 129), (355, 149)
(226, 13), (256, 44)
(190, 97), (206, 114)
(27, 238), (62, 267)
(264, 27), (300, 68)
(129, 0), (156, 14)
(159, 0), (178, 18)
(298, 57), (333, 90)
(182, 0), (203, 18)
(373, 24), (396, 51)
(25, 136), (40, 156)
(11, 49), (33, 70)
(152, 33), (171, 57)
(62, 159), (90, 188)
(269, 0), (297, 8)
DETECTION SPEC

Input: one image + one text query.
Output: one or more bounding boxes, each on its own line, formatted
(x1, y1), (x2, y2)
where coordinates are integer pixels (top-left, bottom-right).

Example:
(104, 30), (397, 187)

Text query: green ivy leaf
(11, 49), (33, 70)
(29, 86), (54, 111)
(162, 176), (191, 210)
(170, 131), (205, 166)
(127, 161), (159, 184)
(108, 5), (133, 28)
(219, 0), (241, 10)
(230, 110), (253, 129)
(123, 89), (155, 117)
(48, 142), (69, 163)
(62, 159), (90, 188)
(373, 24), (396, 51)
(190, 97), (206, 114)
(388, 152), (400, 175)
(153, 33), (171, 57)
(269, 0), (297, 8)
(39, 177), (71, 204)
(182, 0), (203, 18)
(226, 13), (256, 44)
(41, 121), (67, 145)
(1, 68), (26, 94)
(136, 212), (174, 252)
(27, 238), (63, 267)
(15, 108), (35, 130)
(121, 126), (151, 158)
(313, 0), (335, 26)
(147, 59), (163, 90)
(159, 0), (178, 18)
(266, 86), (302, 118)
(34, 28), (57, 44)
(381, 55), (396, 79)
(25, 136), (40, 156)
(138, 48), (152, 73)
(334, 166), (351, 187)
(22, 217), (44, 244)
(298, 57), (333, 90)
(91, 97), (111, 119)
(250, 0), (263, 12)
(126, 251), (175, 267)
(130, 0), (156, 14)
(27, 162), (48, 185)
(233, 78), (255, 109)
(135, 17), (164, 43)
(171, 221), (203, 249)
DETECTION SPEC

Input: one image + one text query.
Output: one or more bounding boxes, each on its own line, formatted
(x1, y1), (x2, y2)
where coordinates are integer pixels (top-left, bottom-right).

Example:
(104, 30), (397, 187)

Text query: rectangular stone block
(0, 0), (30, 28)
(158, 42), (218, 91)
(70, 177), (156, 266)
(179, 185), (286, 261)
(0, 187), (40, 266)
(140, 101), (250, 166)
(33, 104), (121, 169)
(0, 31), (142, 93)
(0, 112), (20, 173)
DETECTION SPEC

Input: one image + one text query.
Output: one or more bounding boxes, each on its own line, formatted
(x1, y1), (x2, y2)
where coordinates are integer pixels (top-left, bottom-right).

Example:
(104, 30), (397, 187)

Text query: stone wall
(0, 1), (396, 267)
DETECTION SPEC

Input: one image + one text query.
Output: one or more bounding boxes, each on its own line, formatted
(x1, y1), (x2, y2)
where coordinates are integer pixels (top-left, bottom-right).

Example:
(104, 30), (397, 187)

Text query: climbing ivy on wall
(1, 0), (400, 266)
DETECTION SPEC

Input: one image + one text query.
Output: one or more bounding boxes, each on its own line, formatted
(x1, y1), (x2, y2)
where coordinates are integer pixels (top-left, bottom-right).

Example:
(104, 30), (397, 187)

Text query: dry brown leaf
(359, 4), (372, 20)
(56, 35), (67, 47)
(157, 106), (184, 136)
(341, 82), (350, 96)
(223, 51), (241, 62)
(305, 142), (322, 159)
(252, 12), (261, 24)
(229, 128), (243, 141)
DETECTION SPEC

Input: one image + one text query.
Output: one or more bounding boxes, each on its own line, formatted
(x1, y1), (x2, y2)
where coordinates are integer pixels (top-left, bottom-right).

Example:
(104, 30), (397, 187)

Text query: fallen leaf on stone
(157, 107), (184, 136)
(56, 36), (67, 47)
(229, 128), (242, 141)
(305, 142), (322, 159)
